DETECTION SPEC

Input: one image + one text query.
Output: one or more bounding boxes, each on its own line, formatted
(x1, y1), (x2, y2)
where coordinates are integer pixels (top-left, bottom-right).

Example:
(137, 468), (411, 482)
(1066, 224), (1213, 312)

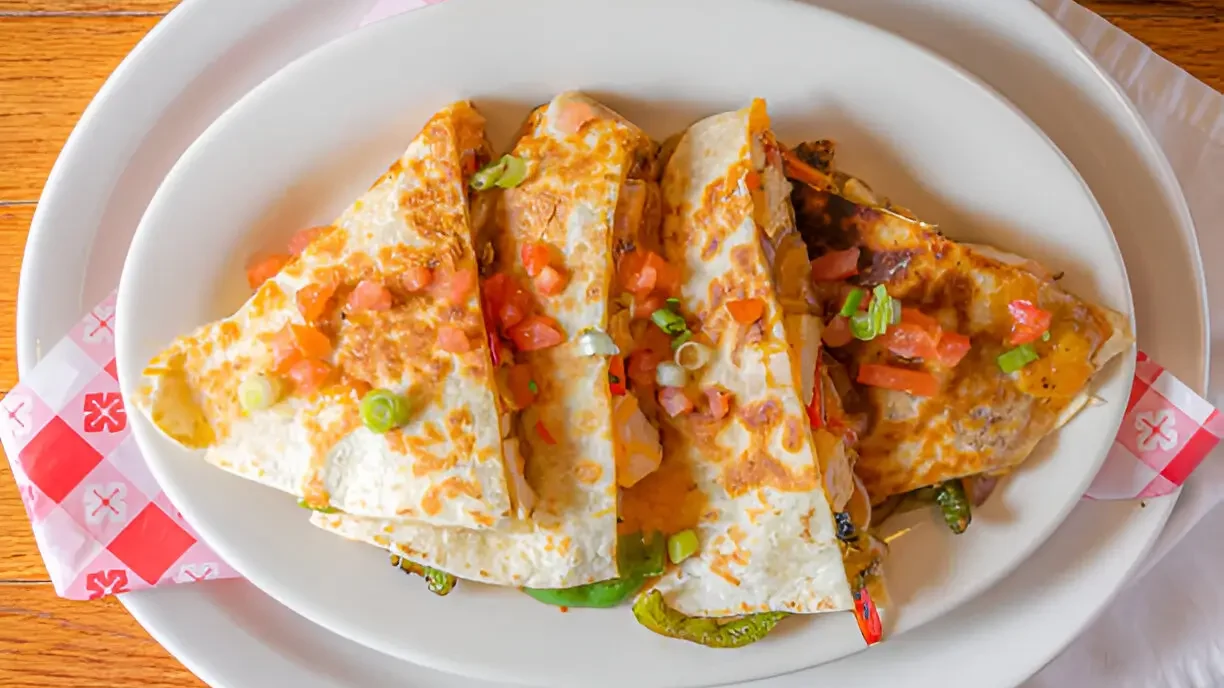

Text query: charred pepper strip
(632, 590), (788, 648)
(521, 532), (665, 608)
(390, 554), (457, 596)
(934, 479), (972, 534)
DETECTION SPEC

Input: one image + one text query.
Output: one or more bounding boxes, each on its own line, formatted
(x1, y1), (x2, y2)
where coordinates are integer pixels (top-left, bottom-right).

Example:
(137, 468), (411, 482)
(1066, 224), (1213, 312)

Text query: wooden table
(0, 1), (1219, 685)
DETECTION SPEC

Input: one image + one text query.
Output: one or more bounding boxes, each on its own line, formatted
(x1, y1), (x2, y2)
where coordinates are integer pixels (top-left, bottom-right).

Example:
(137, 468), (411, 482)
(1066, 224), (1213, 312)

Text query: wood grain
(0, 16), (162, 200)
(0, 585), (203, 688)
(0, 1), (1219, 686)
(1100, 15), (1224, 92)
(0, 1), (175, 11)
(1085, 0), (1224, 17)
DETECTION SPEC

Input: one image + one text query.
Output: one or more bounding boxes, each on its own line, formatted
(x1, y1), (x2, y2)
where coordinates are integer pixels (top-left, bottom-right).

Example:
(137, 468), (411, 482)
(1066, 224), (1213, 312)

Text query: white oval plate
(19, 0), (1205, 687)
(111, 0), (1138, 684)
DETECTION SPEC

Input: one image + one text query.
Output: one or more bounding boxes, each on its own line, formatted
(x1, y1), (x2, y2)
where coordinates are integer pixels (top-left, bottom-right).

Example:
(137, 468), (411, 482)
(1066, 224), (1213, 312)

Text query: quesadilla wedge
(314, 92), (668, 591)
(133, 101), (523, 529)
(625, 101), (889, 648)
(786, 140), (1134, 529)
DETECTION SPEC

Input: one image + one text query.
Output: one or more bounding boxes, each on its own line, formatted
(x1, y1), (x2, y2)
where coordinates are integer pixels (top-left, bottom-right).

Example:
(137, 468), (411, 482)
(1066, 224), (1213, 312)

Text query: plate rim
(13, 0), (1205, 686)
(113, 0), (1141, 684)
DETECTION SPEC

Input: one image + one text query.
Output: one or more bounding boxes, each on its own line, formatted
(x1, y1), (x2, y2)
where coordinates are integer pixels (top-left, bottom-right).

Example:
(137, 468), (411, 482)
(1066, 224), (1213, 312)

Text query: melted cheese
(134, 102), (514, 528)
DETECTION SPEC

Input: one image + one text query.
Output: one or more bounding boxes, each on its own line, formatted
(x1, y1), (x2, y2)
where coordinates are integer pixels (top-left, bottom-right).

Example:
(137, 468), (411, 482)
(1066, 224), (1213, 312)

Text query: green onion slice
(671, 331), (694, 349)
(666, 297), (682, 312)
(997, 344), (1039, 374)
(850, 312), (877, 341)
(528, 380), (539, 395)
(360, 389), (413, 434)
(651, 308), (688, 336)
(667, 529), (700, 564)
(866, 285), (896, 336)
(470, 159), (507, 191)
(239, 374), (282, 412)
(1041, 331), (1051, 342)
(839, 288), (865, 317)
(494, 155), (527, 188)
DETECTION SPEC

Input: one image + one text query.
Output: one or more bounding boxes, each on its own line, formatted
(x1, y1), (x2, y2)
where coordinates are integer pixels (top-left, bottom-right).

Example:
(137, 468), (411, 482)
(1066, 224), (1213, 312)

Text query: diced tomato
(446, 267), (478, 306)
(402, 265), (434, 292)
(652, 257), (681, 296)
(857, 364), (939, 398)
(705, 388), (731, 420)
(554, 99), (598, 135)
(534, 265), (567, 296)
(608, 355), (627, 396)
(270, 329), (303, 375)
(900, 307), (941, 332)
(823, 315), (854, 348)
(246, 253), (290, 289)
(936, 331), (972, 367)
(520, 241), (552, 278)
(627, 349), (663, 386)
(482, 273), (510, 305)
(438, 325), (471, 354)
(296, 281), (338, 323)
(726, 298), (766, 324)
(633, 293), (666, 320)
(619, 250), (654, 296)
(287, 358), (333, 394)
(484, 273), (532, 331)
(620, 250), (676, 297)
(810, 248), (861, 282)
(289, 324), (333, 359)
(287, 225), (328, 256)
(658, 387), (695, 417)
(1007, 300), (1053, 346)
(884, 322), (940, 361)
(636, 324), (674, 358)
(535, 419), (557, 445)
(506, 364), (537, 408)
(347, 280), (393, 313)
(507, 315), (565, 351)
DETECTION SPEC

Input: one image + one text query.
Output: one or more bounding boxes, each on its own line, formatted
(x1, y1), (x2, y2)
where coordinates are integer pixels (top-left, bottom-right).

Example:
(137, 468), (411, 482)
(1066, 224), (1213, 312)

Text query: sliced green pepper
(934, 479), (971, 534)
(618, 530), (665, 577)
(523, 575), (645, 608)
(521, 531), (664, 608)
(390, 554), (457, 596)
(632, 590), (788, 648)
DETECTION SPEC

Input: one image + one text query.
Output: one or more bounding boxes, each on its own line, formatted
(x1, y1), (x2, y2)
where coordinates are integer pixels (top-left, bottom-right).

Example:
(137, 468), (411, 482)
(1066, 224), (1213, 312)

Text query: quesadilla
(786, 140), (1134, 524)
(314, 92), (666, 590)
(623, 101), (870, 646)
(133, 101), (522, 529)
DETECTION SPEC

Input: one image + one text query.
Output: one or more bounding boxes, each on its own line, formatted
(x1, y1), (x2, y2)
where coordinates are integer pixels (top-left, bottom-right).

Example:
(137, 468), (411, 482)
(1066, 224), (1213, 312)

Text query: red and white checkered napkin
(0, 292), (238, 600)
(1084, 351), (1224, 499)
(0, 291), (1218, 600)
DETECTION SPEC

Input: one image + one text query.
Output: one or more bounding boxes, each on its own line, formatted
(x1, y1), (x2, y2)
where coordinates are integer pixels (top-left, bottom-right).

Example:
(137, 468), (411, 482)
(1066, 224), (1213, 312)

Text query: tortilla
(791, 146), (1134, 504)
(624, 101), (854, 618)
(132, 101), (518, 529)
(313, 92), (660, 588)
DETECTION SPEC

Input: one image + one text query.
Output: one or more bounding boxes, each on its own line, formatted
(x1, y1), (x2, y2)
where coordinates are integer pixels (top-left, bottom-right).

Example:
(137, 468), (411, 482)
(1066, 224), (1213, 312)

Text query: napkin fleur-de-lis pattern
(0, 292), (238, 600)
